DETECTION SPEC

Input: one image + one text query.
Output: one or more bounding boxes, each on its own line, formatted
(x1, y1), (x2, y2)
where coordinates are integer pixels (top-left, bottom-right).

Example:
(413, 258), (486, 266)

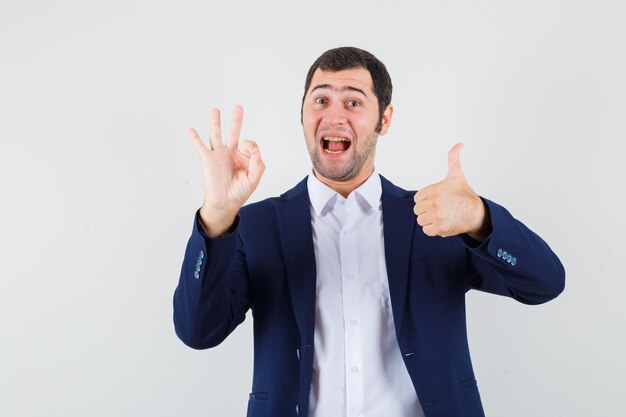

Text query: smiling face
(302, 67), (393, 187)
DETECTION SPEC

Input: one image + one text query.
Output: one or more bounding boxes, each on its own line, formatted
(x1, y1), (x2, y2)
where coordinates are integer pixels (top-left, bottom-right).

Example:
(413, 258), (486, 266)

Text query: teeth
(323, 136), (350, 142)
(323, 149), (343, 154)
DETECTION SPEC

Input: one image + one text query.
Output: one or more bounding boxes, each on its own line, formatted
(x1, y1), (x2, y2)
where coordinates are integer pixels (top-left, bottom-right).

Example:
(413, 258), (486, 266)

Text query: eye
(314, 97), (327, 104)
(347, 100), (361, 107)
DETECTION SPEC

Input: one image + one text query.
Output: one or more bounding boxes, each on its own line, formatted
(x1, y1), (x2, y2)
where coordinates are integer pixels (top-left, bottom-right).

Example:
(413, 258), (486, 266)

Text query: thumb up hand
(413, 144), (491, 240)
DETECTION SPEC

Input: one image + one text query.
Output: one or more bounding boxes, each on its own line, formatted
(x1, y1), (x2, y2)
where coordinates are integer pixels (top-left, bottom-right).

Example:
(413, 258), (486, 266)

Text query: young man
(173, 47), (565, 417)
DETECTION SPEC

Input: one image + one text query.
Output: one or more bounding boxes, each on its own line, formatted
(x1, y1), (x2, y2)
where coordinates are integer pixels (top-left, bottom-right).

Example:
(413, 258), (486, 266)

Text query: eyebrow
(309, 84), (369, 98)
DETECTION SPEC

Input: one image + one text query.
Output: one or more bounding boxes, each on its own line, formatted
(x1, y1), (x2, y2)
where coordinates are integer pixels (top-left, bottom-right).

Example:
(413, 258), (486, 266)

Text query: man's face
(302, 67), (392, 182)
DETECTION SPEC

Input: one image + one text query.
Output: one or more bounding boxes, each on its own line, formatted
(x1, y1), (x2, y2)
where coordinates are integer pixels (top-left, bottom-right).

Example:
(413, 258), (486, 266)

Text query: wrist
(467, 196), (492, 242)
(199, 206), (238, 238)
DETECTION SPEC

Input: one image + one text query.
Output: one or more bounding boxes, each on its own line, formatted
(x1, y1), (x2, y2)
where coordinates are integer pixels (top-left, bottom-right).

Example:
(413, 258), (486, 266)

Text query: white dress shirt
(307, 170), (425, 417)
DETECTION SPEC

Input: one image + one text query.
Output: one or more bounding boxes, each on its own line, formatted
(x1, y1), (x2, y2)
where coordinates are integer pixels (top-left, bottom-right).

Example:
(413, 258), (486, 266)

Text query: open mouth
(321, 136), (352, 155)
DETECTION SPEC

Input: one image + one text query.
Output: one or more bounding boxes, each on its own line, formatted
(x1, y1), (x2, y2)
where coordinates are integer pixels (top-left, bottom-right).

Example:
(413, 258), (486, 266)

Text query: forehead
(307, 67), (374, 95)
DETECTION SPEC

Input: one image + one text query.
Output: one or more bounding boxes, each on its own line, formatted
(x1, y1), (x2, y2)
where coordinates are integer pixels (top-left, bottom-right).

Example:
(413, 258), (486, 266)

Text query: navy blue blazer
(173, 175), (565, 417)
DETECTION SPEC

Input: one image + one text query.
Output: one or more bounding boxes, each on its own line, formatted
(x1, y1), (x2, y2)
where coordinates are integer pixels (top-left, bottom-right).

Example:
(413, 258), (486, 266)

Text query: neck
(313, 165), (375, 198)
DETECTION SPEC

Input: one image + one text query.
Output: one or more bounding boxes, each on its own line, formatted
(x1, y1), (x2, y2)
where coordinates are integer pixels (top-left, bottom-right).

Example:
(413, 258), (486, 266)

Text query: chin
(315, 163), (358, 182)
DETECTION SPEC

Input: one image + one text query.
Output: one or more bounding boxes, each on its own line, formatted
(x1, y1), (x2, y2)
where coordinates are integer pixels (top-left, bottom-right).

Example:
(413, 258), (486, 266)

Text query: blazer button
(511, 257), (517, 266)
(507, 254), (512, 263)
(199, 250), (205, 259)
(194, 271), (200, 279)
(296, 404), (300, 415)
(497, 248), (503, 257)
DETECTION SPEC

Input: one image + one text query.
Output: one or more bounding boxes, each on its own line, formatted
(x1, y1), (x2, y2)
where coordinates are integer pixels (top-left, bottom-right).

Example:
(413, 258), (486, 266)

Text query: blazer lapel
(380, 175), (417, 337)
(275, 178), (317, 346)
(275, 175), (426, 346)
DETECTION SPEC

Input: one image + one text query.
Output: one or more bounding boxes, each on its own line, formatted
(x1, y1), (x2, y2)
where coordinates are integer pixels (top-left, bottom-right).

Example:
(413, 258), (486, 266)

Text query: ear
(378, 104), (394, 136)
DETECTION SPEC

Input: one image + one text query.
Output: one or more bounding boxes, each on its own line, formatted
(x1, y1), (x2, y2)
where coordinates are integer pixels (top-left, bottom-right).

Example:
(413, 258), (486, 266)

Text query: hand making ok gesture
(189, 105), (265, 237)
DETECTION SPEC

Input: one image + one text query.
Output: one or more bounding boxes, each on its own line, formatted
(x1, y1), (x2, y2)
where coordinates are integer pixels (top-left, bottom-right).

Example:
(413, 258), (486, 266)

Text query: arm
(460, 198), (565, 304)
(173, 105), (265, 348)
(413, 144), (565, 304)
(173, 212), (252, 349)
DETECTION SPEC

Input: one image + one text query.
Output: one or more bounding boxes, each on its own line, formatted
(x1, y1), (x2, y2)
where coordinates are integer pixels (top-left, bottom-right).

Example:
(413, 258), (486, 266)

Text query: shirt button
(351, 366), (359, 372)
(346, 273), (354, 280)
(343, 231), (350, 236)
(350, 320), (357, 325)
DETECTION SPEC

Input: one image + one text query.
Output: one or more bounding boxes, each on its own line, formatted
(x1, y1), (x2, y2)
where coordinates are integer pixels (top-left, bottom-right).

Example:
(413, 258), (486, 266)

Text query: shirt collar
(307, 168), (382, 216)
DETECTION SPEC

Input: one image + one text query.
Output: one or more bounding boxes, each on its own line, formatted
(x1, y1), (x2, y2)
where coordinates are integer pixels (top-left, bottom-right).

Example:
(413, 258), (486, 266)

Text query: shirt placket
(338, 198), (363, 417)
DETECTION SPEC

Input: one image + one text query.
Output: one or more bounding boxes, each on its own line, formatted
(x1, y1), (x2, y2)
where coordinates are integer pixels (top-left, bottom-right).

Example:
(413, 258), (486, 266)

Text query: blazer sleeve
(173, 210), (252, 349)
(460, 198), (566, 305)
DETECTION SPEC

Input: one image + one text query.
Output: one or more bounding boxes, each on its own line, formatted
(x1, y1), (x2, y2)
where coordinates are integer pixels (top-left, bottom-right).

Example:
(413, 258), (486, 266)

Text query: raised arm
(173, 106), (265, 349)
(413, 144), (564, 304)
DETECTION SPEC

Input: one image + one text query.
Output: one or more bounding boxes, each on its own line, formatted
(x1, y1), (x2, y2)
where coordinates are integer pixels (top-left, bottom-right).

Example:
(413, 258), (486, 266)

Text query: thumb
(248, 148), (265, 189)
(447, 143), (465, 178)
(239, 140), (265, 189)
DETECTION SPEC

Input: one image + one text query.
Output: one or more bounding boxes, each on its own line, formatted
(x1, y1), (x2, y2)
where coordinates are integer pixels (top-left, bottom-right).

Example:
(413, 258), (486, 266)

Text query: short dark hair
(301, 46), (393, 133)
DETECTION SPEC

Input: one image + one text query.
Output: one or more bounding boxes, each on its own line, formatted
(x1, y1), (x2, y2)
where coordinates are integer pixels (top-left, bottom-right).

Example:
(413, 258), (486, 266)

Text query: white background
(1, 0), (625, 416)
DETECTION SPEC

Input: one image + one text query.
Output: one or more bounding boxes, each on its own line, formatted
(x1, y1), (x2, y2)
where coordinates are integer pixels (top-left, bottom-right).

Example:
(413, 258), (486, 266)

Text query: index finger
(414, 187), (431, 203)
(188, 127), (209, 155)
(226, 104), (243, 149)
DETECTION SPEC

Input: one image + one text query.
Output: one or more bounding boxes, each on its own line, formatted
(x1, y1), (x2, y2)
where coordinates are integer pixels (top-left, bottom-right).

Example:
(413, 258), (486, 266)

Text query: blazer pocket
(459, 378), (483, 414)
(248, 391), (269, 401)
(459, 378), (477, 389)
(247, 392), (270, 417)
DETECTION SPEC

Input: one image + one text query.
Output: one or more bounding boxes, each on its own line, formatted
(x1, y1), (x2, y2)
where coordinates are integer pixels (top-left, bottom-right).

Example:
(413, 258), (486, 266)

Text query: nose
(322, 102), (349, 125)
